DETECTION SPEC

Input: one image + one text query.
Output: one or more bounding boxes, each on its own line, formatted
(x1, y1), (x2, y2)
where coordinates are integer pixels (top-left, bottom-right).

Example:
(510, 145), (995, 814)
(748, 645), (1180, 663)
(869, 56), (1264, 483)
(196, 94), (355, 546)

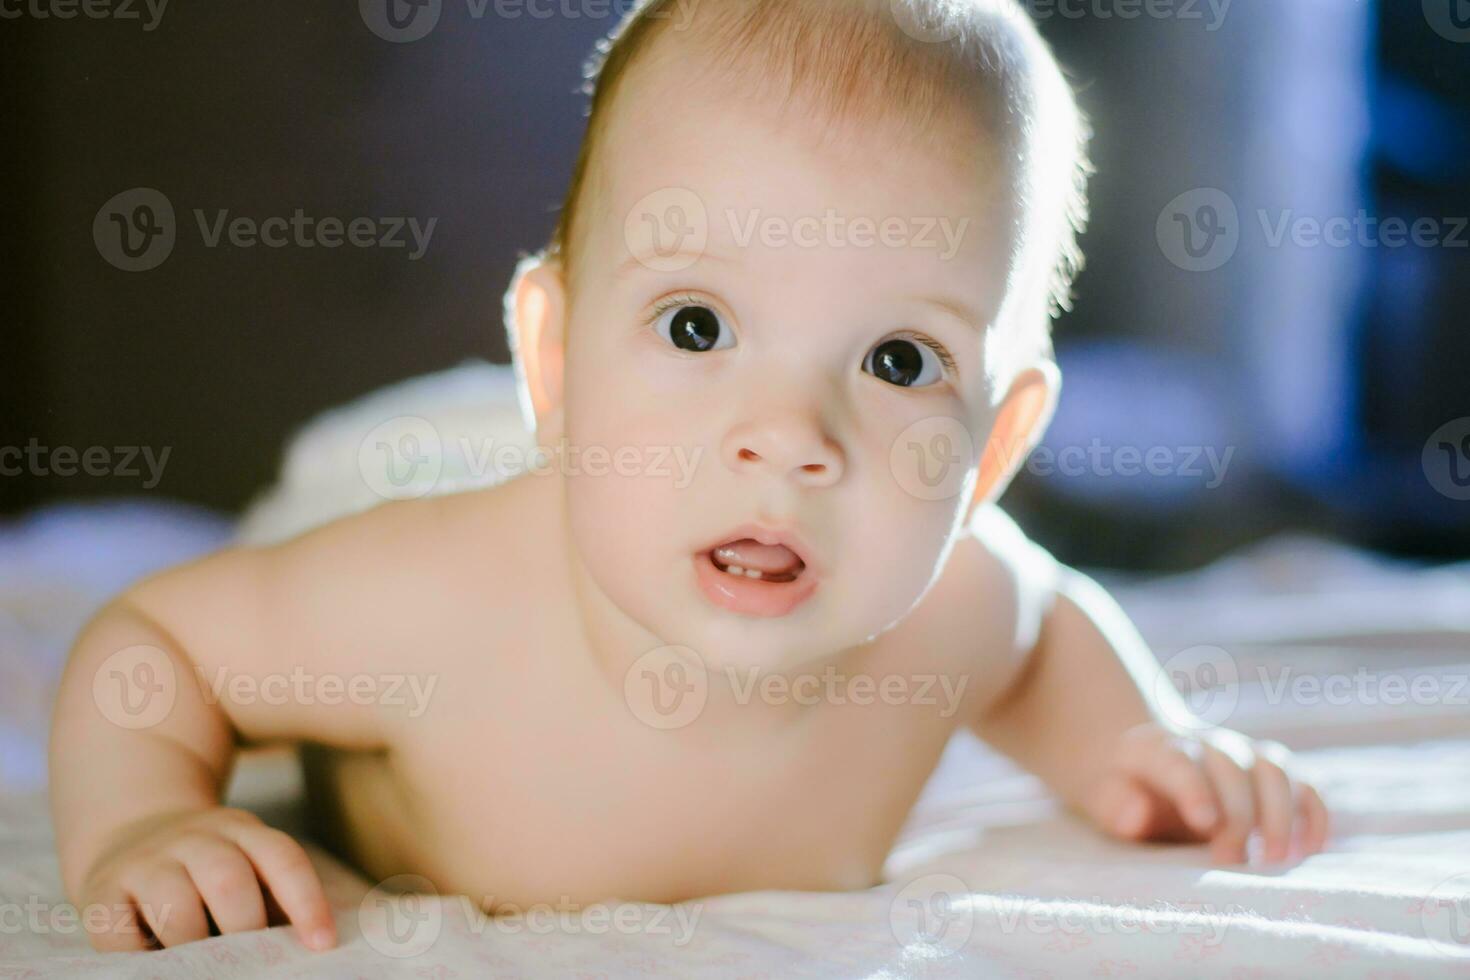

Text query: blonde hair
(541, 0), (1091, 369)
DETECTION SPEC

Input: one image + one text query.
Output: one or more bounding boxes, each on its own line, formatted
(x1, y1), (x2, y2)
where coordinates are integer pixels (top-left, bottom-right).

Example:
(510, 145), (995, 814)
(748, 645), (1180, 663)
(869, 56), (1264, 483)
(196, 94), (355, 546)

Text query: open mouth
(692, 527), (818, 618)
(707, 540), (806, 583)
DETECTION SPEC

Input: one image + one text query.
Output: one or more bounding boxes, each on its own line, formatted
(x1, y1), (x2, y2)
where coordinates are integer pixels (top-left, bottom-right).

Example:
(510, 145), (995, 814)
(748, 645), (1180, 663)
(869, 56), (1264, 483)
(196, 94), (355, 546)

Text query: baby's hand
(1081, 722), (1330, 864)
(77, 807), (336, 952)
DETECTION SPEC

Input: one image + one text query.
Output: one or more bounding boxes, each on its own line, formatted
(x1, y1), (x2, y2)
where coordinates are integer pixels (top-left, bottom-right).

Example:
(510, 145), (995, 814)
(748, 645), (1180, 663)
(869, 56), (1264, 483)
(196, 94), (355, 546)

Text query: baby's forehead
(594, 65), (1019, 278)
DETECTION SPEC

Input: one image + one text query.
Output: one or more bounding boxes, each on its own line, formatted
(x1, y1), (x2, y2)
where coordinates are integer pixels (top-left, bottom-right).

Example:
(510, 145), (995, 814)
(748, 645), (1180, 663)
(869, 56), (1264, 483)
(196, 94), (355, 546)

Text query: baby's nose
(722, 415), (845, 489)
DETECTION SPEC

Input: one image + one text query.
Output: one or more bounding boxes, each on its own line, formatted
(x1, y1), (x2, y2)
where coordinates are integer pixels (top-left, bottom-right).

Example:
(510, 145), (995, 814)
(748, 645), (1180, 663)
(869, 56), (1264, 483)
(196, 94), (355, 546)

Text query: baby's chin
(661, 600), (886, 679)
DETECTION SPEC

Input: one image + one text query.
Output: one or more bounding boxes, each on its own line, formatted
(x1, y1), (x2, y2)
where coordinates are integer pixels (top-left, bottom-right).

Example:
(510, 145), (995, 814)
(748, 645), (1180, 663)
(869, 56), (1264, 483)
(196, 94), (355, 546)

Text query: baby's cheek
(882, 413), (981, 508)
(835, 480), (965, 634)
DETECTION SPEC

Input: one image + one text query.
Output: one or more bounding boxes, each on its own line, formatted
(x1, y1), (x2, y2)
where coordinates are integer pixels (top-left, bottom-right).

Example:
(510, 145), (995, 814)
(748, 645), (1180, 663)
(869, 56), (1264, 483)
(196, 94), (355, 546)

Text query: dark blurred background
(2, 0), (1467, 571)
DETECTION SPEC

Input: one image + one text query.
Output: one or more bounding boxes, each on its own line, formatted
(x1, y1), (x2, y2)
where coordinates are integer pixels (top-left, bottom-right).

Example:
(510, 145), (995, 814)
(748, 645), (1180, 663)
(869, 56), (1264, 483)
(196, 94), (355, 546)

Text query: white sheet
(2, 734), (1468, 977)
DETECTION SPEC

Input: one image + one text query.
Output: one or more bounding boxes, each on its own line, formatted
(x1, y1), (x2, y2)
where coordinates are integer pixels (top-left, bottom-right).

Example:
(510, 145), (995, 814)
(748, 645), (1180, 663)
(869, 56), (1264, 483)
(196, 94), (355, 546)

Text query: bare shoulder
(424, 472), (565, 589)
(119, 476), (549, 748)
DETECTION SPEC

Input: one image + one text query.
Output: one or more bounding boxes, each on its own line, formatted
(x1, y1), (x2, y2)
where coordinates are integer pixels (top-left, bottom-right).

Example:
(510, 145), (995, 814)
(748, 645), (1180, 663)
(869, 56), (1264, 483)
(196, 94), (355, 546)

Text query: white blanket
(1, 734), (1468, 977)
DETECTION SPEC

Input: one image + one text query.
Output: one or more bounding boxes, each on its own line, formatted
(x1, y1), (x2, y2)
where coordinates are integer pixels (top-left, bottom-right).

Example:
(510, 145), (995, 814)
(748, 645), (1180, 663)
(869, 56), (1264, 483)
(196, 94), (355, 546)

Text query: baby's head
(507, 0), (1089, 670)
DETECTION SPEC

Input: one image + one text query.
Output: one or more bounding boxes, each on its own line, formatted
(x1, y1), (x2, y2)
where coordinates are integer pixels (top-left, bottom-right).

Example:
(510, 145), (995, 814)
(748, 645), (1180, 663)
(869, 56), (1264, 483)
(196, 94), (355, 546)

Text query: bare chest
(337, 650), (971, 907)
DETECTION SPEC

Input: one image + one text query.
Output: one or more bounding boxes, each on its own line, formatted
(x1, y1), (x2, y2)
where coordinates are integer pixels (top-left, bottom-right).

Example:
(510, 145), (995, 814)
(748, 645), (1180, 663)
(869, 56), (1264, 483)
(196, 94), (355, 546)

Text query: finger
(1089, 774), (1155, 840)
(229, 824), (336, 951)
(126, 860), (210, 948)
(1296, 782), (1330, 855)
(1200, 742), (1256, 864)
(1114, 734), (1220, 836)
(174, 834), (269, 936)
(1249, 745), (1295, 863)
(84, 884), (153, 953)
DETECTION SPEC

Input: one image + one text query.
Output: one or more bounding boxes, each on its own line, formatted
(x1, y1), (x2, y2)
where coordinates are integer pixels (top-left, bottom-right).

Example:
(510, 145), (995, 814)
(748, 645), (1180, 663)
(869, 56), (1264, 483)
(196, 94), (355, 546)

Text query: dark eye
(864, 337), (946, 388)
(653, 304), (734, 353)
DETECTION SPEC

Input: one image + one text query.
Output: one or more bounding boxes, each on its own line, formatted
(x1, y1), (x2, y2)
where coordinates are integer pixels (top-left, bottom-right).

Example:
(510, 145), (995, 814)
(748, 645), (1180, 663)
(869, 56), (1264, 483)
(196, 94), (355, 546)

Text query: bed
(3, 362), (1468, 978)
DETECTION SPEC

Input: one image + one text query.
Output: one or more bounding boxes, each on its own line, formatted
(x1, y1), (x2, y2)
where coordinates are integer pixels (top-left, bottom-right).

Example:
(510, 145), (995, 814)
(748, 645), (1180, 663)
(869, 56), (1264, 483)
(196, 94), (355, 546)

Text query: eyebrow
(614, 248), (738, 279)
(612, 251), (986, 333)
(912, 295), (984, 333)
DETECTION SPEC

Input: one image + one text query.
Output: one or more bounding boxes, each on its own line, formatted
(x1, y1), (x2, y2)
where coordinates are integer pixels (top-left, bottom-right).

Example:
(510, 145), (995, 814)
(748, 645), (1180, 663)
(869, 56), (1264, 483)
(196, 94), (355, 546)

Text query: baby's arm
(964, 507), (1329, 864)
(49, 496), (451, 951)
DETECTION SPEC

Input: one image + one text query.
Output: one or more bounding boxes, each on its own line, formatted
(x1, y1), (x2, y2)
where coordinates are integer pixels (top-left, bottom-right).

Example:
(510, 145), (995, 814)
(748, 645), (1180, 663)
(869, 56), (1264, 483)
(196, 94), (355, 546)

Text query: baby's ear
(969, 359), (1060, 516)
(505, 251), (567, 440)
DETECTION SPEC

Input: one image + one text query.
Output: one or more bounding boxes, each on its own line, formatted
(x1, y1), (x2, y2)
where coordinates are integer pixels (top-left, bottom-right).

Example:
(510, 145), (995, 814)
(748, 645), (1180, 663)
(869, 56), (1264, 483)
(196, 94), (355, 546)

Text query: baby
(50, 0), (1328, 952)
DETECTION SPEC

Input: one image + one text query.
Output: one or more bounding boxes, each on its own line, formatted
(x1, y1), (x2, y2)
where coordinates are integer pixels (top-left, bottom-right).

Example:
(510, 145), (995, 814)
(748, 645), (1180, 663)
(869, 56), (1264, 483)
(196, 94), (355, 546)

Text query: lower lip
(692, 551), (818, 618)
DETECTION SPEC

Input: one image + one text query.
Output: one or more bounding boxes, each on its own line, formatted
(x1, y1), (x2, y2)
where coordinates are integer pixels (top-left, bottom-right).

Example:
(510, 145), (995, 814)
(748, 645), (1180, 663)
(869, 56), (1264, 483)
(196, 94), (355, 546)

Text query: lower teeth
(712, 555), (796, 583)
